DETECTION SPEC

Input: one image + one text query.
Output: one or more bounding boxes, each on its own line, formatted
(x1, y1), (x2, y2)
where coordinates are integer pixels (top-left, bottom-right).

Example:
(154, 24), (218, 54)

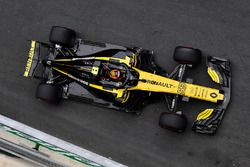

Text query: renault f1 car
(23, 26), (231, 134)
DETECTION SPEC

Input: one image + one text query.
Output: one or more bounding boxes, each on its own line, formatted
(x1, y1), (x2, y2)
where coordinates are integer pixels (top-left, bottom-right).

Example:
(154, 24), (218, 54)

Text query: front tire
(36, 84), (62, 103)
(159, 112), (187, 132)
(49, 26), (76, 48)
(173, 46), (202, 66)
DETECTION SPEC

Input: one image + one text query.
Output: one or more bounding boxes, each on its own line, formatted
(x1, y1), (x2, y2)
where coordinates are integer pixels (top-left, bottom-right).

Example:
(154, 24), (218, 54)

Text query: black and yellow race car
(24, 26), (231, 134)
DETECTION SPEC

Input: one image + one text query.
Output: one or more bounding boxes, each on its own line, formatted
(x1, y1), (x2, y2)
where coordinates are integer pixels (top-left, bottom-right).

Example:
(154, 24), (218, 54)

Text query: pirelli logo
(146, 80), (174, 88)
(24, 41), (36, 77)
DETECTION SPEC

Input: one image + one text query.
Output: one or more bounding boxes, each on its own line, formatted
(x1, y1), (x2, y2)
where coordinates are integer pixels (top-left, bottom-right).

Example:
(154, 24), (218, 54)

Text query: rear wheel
(159, 112), (187, 132)
(173, 46), (202, 66)
(49, 26), (76, 48)
(36, 84), (62, 103)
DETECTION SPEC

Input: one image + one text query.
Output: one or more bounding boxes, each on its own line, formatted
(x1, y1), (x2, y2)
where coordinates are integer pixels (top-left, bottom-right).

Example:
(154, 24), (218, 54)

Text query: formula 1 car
(24, 26), (231, 134)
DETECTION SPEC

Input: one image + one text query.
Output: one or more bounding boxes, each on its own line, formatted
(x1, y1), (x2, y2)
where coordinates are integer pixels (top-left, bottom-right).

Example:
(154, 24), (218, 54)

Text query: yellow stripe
(196, 109), (214, 120)
(24, 41), (36, 77)
(54, 55), (133, 66)
(197, 109), (210, 120)
(197, 109), (210, 119)
(208, 68), (216, 81)
(211, 70), (220, 83)
(88, 84), (112, 93)
(132, 53), (137, 67)
(122, 91), (130, 103)
(208, 67), (220, 83)
(53, 59), (72, 62)
(208, 68), (215, 80)
(52, 67), (69, 75)
(201, 109), (213, 119)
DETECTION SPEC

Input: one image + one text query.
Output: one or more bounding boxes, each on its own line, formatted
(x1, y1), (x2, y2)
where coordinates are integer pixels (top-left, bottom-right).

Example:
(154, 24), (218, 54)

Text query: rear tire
(49, 26), (76, 48)
(36, 84), (62, 103)
(173, 46), (202, 66)
(159, 112), (187, 132)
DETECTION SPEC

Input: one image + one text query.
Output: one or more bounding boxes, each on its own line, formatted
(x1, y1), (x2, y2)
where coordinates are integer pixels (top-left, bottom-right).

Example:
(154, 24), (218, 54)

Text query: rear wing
(23, 40), (41, 77)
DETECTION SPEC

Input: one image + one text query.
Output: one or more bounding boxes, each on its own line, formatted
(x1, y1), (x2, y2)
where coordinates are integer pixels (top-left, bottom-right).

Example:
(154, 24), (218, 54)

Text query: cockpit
(98, 62), (139, 88)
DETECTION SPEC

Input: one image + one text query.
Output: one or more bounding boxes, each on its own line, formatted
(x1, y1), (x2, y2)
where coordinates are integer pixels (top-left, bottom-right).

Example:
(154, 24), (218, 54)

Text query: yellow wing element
(196, 109), (214, 120)
(208, 67), (220, 84)
(24, 40), (36, 77)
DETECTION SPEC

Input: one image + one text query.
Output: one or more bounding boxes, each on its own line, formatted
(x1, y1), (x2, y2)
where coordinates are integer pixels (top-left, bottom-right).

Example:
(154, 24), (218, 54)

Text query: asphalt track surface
(0, 1), (250, 167)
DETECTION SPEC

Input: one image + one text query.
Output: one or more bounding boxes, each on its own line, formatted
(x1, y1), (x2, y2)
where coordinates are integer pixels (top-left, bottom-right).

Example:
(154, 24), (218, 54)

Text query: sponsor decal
(146, 80), (174, 88)
(210, 92), (218, 98)
(24, 41), (36, 77)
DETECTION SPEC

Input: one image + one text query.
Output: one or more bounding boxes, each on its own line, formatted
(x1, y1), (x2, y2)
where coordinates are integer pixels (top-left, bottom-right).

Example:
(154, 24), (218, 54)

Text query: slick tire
(173, 46), (202, 66)
(49, 26), (76, 48)
(159, 112), (187, 132)
(36, 84), (62, 103)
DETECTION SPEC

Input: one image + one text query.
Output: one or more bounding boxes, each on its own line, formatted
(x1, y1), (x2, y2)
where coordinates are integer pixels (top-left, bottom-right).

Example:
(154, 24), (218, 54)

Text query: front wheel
(159, 112), (187, 132)
(173, 46), (202, 66)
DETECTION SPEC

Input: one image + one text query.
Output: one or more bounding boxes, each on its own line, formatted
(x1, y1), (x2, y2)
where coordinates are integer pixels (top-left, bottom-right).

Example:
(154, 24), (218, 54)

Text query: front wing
(192, 56), (231, 134)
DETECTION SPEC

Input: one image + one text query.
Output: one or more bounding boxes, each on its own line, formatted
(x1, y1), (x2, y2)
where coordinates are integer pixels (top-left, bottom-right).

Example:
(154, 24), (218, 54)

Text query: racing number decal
(177, 82), (187, 95)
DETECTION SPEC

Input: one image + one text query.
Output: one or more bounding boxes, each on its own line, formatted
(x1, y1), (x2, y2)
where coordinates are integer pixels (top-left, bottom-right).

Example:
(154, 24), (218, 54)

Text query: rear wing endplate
(24, 40), (40, 77)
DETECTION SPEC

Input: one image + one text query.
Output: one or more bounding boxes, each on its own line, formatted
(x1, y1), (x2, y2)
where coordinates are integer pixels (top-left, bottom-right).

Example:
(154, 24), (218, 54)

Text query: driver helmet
(109, 69), (121, 80)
